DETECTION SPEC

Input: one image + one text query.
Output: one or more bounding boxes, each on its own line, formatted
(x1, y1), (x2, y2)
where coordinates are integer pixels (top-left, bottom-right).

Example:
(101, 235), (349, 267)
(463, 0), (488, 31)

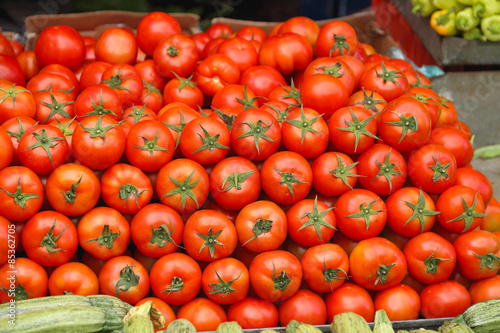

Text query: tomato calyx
(411, 75), (432, 89)
(323, 260), (347, 284)
(403, 189), (440, 233)
(279, 79), (301, 107)
(297, 196), (335, 240)
(336, 108), (378, 153)
(192, 124), (229, 154)
(173, 72), (196, 91)
(123, 105), (150, 123)
(85, 224), (121, 249)
(235, 84), (265, 110)
(285, 105), (323, 144)
(219, 170), (256, 192)
(429, 155), (452, 182)
(0, 178), (40, 209)
(101, 68), (134, 94)
(446, 192), (488, 232)
(424, 248), (451, 274)
(53, 117), (76, 136)
(473, 252), (500, 270)
(79, 115), (120, 140)
(329, 34), (350, 56)
(0, 84), (29, 108)
(315, 62), (345, 78)
(208, 269), (241, 295)
(352, 88), (385, 113)
(272, 166), (308, 199)
(40, 220), (68, 254)
(212, 107), (236, 131)
(264, 103), (291, 123)
(25, 128), (66, 165)
(386, 112), (419, 144)
(133, 131), (169, 156)
(375, 263), (396, 285)
(167, 45), (179, 57)
(163, 276), (184, 293)
(40, 91), (74, 123)
(118, 183), (149, 208)
(440, 96), (451, 108)
(196, 227), (224, 258)
(63, 174), (82, 203)
(163, 109), (186, 149)
(373, 150), (404, 194)
(5, 117), (34, 142)
(115, 265), (140, 297)
(142, 79), (162, 99)
(242, 218), (273, 246)
(408, 92), (439, 107)
(346, 199), (385, 231)
(237, 119), (276, 155)
(329, 153), (361, 189)
(0, 279), (29, 301)
(150, 223), (179, 248)
(162, 170), (201, 210)
(272, 263), (291, 291)
(38, 83), (74, 96)
(376, 62), (405, 85)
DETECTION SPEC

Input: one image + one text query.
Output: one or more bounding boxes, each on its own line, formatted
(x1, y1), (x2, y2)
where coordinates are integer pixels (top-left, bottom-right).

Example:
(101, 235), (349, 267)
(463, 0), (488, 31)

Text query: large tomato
(137, 12), (182, 56)
(360, 61), (409, 102)
(0, 258), (47, 303)
(454, 230), (500, 280)
(427, 126), (474, 168)
(79, 61), (112, 92)
(420, 280), (471, 319)
(195, 54), (240, 97)
(34, 25), (85, 70)
(303, 57), (356, 94)
(0, 55), (25, 87)
(468, 276), (500, 304)
(278, 289), (327, 326)
(216, 37), (258, 73)
(34, 90), (74, 124)
(95, 27), (137, 65)
(301, 73), (349, 120)
(100, 64), (143, 109)
(153, 34), (199, 80)
(239, 65), (286, 103)
(48, 262), (99, 296)
(453, 167), (493, 206)
(347, 88), (387, 114)
(177, 298), (227, 332)
(0, 82), (36, 124)
(75, 85), (122, 121)
(227, 297), (278, 329)
(316, 21), (358, 57)
(325, 283), (374, 323)
(374, 284), (420, 321)
(311, 152), (360, 197)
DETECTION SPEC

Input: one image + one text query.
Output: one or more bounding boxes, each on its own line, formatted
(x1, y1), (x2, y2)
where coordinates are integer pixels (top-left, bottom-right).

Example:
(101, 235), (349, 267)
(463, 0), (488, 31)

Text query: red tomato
(212, 84), (260, 112)
(468, 275), (500, 304)
(206, 23), (234, 38)
(360, 61), (409, 102)
(278, 289), (327, 326)
(16, 50), (40, 82)
(454, 230), (500, 280)
(35, 25), (85, 71)
(191, 32), (212, 56)
(95, 28), (137, 65)
(428, 126), (474, 167)
(79, 61), (112, 92)
(325, 282), (375, 323)
(0, 34), (15, 57)
(153, 34), (199, 80)
(259, 33), (313, 75)
(407, 87), (442, 129)
(177, 298), (227, 332)
(239, 65), (286, 104)
(301, 73), (349, 120)
(437, 96), (458, 126)
(195, 54), (240, 97)
(316, 21), (358, 57)
(75, 85), (122, 121)
(0, 82), (36, 124)
(216, 37), (258, 73)
(48, 262), (99, 296)
(0, 258), (47, 303)
(163, 74), (204, 110)
(311, 152), (360, 197)
(374, 284), (420, 321)
(137, 12), (182, 56)
(100, 64), (143, 109)
(278, 16), (320, 47)
(202, 257), (250, 304)
(453, 167), (493, 206)
(0, 126), (13, 170)
(227, 297), (278, 329)
(34, 90), (74, 124)
(420, 280), (471, 319)
(481, 196), (500, 232)
(303, 57), (356, 94)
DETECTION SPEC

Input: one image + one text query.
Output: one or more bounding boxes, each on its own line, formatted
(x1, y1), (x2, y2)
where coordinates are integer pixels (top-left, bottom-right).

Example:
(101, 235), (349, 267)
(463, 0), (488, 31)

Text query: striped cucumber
(0, 295), (92, 320)
(452, 299), (500, 333)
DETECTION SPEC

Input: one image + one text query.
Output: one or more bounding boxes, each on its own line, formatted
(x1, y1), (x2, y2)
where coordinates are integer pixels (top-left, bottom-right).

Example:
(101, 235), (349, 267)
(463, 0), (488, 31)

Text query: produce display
(0, 10), (499, 333)
(411, 0), (500, 41)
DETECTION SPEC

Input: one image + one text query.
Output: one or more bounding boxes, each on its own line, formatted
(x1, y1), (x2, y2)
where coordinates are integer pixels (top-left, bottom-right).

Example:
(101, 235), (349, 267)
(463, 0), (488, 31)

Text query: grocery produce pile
(0, 11), (499, 332)
(411, 0), (500, 41)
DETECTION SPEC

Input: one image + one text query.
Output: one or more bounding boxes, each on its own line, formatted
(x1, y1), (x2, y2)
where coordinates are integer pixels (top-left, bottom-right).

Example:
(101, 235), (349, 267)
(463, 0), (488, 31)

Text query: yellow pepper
(431, 7), (459, 36)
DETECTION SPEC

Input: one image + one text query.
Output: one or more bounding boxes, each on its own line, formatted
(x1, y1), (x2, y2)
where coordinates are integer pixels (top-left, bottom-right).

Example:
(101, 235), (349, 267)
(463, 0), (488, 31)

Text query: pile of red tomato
(0, 11), (499, 332)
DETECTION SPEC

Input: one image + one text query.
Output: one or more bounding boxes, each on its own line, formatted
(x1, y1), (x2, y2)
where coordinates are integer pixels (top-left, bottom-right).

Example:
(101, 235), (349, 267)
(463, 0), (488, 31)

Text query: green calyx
(0, 278), (29, 301)
(0, 178), (40, 209)
(5, 117), (31, 142)
(161, 170), (201, 210)
(278, 79), (301, 106)
(142, 79), (162, 99)
(85, 224), (121, 249)
(118, 183), (149, 208)
(53, 117), (76, 136)
(336, 108), (379, 153)
(314, 62), (345, 78)
(323, 260), (347, 283)
(211, 107), (236, 131)
(40, 220), (68, 254)
(375, 263), (396, 286)
(403, 188), (440, 233)
(284, 104), (323, 144)
(373, 150), (404, 194)
(346, 199), (386, 231)
(329, 34), (351, 56)
(446, 192), (488, 232)
(329, 153), (362, 189)
(386, 112), (419, 144)
(236, 119), (276, 155)
(167, 45), (179, 57)
(263, 103), (292, 123)
(163, 276), (184, 293)
(241, 218), (273, 246)
(219, 169), (255, 192)
(150, 223), (179, 248)
(272, 263), (291, 291)
(101, 68), (134, 94)
(25, 128), (66, 165)
(235, 84), (265, 110)
(0, 84), (30, 108)
(39, 91), (74, 123)
(424, 248), (451, 274)
(123, 105), (150, 124)
(272, 166), (308, 199)
(429, 155), (452, 182)
(473, 252), (500, 270)
(376, 61), (405, 85)
(208, 269), (240, 295)
(115, 265), (140, 297)
(172, 72), (196, 91)
(352, 87), (385, 112)
(162, 108), (186, 150)
(133, 131), (169, 156)
(297, 196), (335, 241)
(192, 123), (229, 154)
(196, 228), (224, 258)
(79, 115), (120, 141)
(62, 174), (82, 203)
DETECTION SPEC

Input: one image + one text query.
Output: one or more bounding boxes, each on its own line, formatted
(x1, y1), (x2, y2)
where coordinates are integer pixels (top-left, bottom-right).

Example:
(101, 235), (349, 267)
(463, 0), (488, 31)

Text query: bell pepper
(456, 7), (480, 31)
(463, 27), (488, 41)
(432, 0), (465, 10)
(412, 0), (437, 17)
(457, 0), (473, 4)
(430, 7), (459, 36)
(481, 14), (500, 41)
(473, 0), (500, 18)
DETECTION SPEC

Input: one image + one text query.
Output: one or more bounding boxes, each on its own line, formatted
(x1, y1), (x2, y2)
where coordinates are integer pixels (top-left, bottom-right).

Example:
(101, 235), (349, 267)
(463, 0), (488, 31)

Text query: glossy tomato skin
(48, 262), (99, 296)
(428, 126), (474, 168)
(468, 275), (500, 304)
(0, 126), (13, 170)
(79, 61), (112, 92)
(216, 37), (258, 73)
(153, 34), (199, 80)
(453, 167), (493, 206)
(420, 280), (471, 319)
(227, 297), (279, 329)
(316, 21), (358, 57)
(278, 289), (327, 326)
(454, 230), (500, 280)
(177, 298), (227, 332)
(100, 64), (143, 110)
(311, 152), (360, 197)
(259, 33), (313, 75)
(0, 217), (17, 266)
(481, 196), (500, 232)
(137, 12), (182, 56)
(249, 250), (303, 302)
(347, 89), (387, 114)
(95, 28), (137, 65)
(34, 90), (75, 124)
(325, 282), (375, 323)
(195, 54), (240, 97)
(374, 284), (420, 321)
(239, 65), (286, 104)
(75, 84), (124, 120)
(403, 232), (456, 284)
(360, 62), (409, 102)
(35, 25), (85, 71)
(0, 82), (36, 125)
(407, 87), (442, 128)
(0, 258), (48, 303)
(301, 74), (349, 120)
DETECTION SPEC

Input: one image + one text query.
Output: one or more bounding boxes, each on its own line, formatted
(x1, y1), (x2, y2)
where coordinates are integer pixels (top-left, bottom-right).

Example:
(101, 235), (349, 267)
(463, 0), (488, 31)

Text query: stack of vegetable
(411, 0), (500, 41)
(0, 9), (499, 333)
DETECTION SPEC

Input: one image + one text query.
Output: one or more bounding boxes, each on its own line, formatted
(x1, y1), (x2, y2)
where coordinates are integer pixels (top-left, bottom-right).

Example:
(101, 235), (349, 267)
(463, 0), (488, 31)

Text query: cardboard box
(211, 10), (401, 55)
(23, 10), (201, 50)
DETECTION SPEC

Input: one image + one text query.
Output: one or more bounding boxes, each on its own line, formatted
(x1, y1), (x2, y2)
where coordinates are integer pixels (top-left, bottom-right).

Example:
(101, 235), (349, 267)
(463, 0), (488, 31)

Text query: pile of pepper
(412, 0), (500, 41)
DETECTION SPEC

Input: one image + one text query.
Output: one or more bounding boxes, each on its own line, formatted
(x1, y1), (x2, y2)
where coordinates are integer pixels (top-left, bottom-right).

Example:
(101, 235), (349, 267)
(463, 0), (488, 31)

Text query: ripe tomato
(130, 203), (184, 258)
(227, 297), (278, 329)
(121, 105), (157, 129)
(135, 59), (167, 91)
(158, 105), (200, 152)
(0, 55), (25, 87)
(374, 284), (420, 321)
(278, 289), (327, 326)
(0, 126), (13, 170)
(177, 298), (227, 332)
(300, 243), (349, 293)
(278, 16), (319, 47)
(34, 90), (74, 124)
(335, 189), (387, 241)
(406, 87), (442, 128)
(154, 34), (199, 80)
(325, 282), (375, 322)
(1, 116), (37, 166)
(209, 156), (261, 211)
(360, 62), (409, 102)
(267, 81), (301, 107)
(216, 37), (258, 73)
(454, 230), (500, 280)
(437, 96), (458, 126)
(35, 25), (85, 71)
(350, 237), (407, 291)
(163, 74), (204, 110)
(99, 256), (150, 305)
(191, 32), (212, 56)
(100, 64), (143, 109)
(428, 126), (474, 167)
(95, 27), (137, 65)
(48, 262), (99, 296)
(316, 21), (358, 57)
(311, 152), (360, 197)
(481, 196), (500, 232)
(260, 151), (312, 206)
(259, 33), (313, 75)
(0, 166), (44, 222)
(0, 258), (47, 303)
(403, 232), (456, 284)
(27, 72), (77, 100)
(75, 85), (122, 120)
(347, 89), (387, 114)
(301, 73), (349, 120)
(195, 54), (240, 97)
(420, 280), (471, 319)
(239, 65), (286, 104)
(436, 185), (487, 233)
(23, 210), (78, 267)
(0, 82), (36, 124)
(249, 250), (303, 302)
(79, 61), (112, 92)
(303, 57), (355, 94)
(183, 209), (237, 262)
(386, 187), (438, 238)
(453, 167), (493, 206)
(137, 12), (182, 56)
(468, 275), (500, 304)
(78, 207), (130, 261)
(16, 50), (40, 82)
(0, 217), (17, 266)
(135, 297), (176, 330)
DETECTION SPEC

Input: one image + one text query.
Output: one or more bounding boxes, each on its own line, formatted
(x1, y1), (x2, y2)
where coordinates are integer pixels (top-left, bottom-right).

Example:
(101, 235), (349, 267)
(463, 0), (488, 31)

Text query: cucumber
(330, 312), (372, 333)
(373, 309), (395, 333)
(164, 319), (197, 333)
(216, 321), (244, 333)
(439, 322), (474, 333)
(0, 295), (92, 320)
(452, 299), (500, 333)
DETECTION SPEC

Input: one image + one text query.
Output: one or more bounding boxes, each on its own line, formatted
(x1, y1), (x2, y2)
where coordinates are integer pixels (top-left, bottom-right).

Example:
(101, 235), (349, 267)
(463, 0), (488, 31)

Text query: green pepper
(431, 7), (459, 35)
(432, 0), (465, 10)
(412, 0), (438, 16)
(481, 14), (500, 41)
(473, 0), (500, 18)
(463, 27), (488, 40)
(456, 7), (480, 30)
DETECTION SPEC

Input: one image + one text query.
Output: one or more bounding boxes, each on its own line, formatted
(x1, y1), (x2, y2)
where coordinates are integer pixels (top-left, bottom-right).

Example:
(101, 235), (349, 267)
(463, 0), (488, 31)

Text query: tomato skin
(137, 12), (182, 56)
(216, 37), (258, 74)
(453, 167), (493, 206)
(303, 57), (356, 94)
(350, 237), (407, 291)
(0, 126), (13, 170)
(481, 196), (500, 232)
(428, 126), (474, 168)
(325, 282), (375, 323)
(195, 54), (240, 97)
(154, 34), (199, 80)
(0, 217), (17, 266)
(436, 185), (486, 234)
(227, 297), (278, 329)
(311, 152), (359, 197)
(16, 51), (40, 82)
(0, 82), (36, 125)
(301, 74), (349, 120)
(249, 250), (303, 302)
(469, 275), (500, 304)
(79, 61), (112, 92)
(420, 280), (471, 319)
(374, 284), (420, 321)
(23, 210), (78, 267)
(316, 21), (358, 57)
(360, 62), (409, 102)
(100, 64), (143, 110)
(35, 25), (85, 71)
(48, 262), (99, 296)
(239, 65), (286, 104)
(278, 289), (327, 326)
(177, 298), (227, 332)
(300, 243), (349, 293)
(0, 258), (48, 303)
(407, 87), (442, 129)
(95, 28), (137, 65)
(75, 85), (123, 121)
(99, 256), (150, 305)
(454, 230), (500, 280)
(0, 56), (25, 87)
